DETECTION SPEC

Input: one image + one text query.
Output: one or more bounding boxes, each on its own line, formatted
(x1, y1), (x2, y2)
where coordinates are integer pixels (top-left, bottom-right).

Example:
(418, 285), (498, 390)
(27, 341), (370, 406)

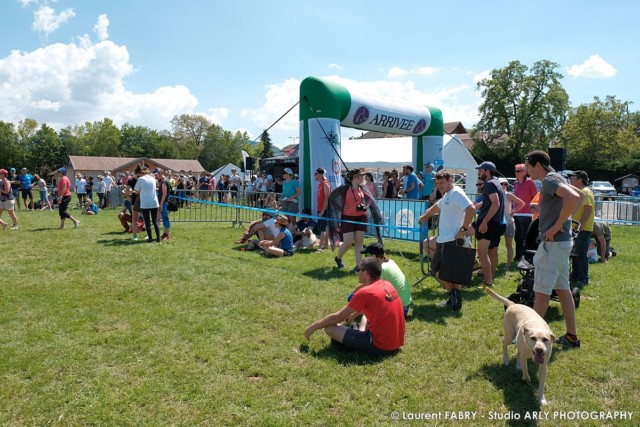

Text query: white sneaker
(10, 225), (19, 230)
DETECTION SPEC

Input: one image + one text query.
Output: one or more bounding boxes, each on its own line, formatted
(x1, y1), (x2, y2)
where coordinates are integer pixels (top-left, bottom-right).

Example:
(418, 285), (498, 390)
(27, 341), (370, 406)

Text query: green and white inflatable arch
(299, 76), (444, 213)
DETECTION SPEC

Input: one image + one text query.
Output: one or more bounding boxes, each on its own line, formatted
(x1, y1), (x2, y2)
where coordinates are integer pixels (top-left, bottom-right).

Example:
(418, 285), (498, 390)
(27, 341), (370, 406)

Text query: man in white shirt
(103, 171), (115, 209)
(418, 169), (475, 311)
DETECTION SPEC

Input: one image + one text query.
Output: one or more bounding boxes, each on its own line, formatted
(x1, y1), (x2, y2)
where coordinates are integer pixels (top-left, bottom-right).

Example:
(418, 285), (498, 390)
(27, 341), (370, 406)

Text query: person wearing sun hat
(259, 214), (294, 257)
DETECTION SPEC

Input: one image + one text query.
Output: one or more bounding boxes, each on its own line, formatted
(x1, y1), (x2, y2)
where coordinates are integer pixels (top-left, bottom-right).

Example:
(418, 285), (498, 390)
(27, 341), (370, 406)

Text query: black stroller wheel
(507, 291), (535, 308)
(572, 287), (581, 309)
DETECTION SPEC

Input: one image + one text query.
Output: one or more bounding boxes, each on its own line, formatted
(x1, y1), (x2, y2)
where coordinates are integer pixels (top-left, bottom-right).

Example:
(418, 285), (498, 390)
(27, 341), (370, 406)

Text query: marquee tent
(211, 163), (245, 181)
(342, 134), (478, 196)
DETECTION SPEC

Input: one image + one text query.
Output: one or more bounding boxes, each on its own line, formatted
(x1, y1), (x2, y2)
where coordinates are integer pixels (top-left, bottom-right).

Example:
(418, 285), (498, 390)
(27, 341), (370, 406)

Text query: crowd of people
(236, 153), (613, 356)
(2, 153), (616, 356)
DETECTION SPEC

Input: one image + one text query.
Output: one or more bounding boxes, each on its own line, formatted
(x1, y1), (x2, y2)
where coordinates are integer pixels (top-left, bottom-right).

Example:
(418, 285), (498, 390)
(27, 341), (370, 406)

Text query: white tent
(210, 163), (246, 182)
(342, 135), (478, 196)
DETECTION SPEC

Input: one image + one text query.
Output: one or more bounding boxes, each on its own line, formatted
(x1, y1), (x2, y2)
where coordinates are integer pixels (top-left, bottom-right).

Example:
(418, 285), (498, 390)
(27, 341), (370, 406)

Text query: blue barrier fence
(168, 191), (640, 241)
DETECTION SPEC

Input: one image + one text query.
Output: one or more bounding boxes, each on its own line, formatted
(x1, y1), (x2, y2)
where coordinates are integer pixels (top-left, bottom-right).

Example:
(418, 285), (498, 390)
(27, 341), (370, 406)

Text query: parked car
(590, 181), (617, 199)
(630, 185), (640, 197)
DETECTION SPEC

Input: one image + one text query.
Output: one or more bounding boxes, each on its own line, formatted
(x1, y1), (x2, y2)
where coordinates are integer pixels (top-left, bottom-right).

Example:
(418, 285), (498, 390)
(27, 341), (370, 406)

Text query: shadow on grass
(300, 342), (395, 366)
(96, 238), (144, 246)
(302, 266), (357, 281)
(102, 231), (129, 236)
(476, 363), (543, 426)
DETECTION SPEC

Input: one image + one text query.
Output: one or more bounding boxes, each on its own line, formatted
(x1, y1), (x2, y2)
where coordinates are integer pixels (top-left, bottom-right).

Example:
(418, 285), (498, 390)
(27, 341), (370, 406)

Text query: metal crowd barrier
(170, 190), (263, 227)
(594, 195), (640, 225)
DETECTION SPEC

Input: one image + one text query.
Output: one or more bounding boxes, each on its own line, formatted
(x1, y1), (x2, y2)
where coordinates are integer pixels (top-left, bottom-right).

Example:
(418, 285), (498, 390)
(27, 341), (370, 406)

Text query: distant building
(54, 156), (206, 185)
(614, 174), (640, 194)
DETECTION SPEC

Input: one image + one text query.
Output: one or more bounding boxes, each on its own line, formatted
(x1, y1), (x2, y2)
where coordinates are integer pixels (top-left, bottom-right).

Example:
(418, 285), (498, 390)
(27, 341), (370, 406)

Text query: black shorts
(21, 189), (33, 199)
(431, 239), (464, 274)
(473, 221), (506, 249)
(341, 329), (398, 356)
(316, 210), (328, 232)
(341, 214), (368, 234)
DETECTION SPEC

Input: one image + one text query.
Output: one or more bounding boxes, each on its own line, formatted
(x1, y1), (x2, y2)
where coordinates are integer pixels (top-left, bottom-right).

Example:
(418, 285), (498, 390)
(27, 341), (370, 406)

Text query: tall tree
(16, 118), (38, 169)
(29, 124), (64, 175)
(0, 121), (25, 169)
(84, 118), (122, 157)
(171, 114), (211, 149)
(59, 125), (88, 159)
(259, 131), (274, 158)
(562, 96), (640, 178)
(199, 125), (248, 170)
(474, 60), (570, 165)
(120, 124), (179, 159)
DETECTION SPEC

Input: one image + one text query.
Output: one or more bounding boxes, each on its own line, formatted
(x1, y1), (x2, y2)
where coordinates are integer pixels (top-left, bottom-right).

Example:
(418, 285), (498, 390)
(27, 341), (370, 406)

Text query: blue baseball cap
(58, 167), (67, 174)
(475, 161), (496, 172)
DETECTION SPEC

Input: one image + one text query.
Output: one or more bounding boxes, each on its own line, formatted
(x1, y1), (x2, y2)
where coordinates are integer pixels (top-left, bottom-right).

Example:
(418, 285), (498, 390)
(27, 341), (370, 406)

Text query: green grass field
(1, 208), (639, 426)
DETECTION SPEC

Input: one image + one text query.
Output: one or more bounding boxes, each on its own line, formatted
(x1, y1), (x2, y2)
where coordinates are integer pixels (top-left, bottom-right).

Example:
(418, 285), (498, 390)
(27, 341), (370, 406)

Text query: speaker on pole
(548, 147), (566, 171)
(245, 157), (255, 171)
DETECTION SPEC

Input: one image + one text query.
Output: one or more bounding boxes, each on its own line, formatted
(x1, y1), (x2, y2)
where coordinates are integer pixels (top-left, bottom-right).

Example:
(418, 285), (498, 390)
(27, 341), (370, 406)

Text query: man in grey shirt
(524, 150), (584, 349)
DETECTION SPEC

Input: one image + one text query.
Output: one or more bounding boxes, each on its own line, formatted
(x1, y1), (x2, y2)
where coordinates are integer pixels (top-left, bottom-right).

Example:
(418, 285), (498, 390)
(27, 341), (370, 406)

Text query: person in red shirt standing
(314, 167), (331, 252)
(304, 257), (405, 355)
(513, 163), (538, 260)
(56, 168), (80, 229)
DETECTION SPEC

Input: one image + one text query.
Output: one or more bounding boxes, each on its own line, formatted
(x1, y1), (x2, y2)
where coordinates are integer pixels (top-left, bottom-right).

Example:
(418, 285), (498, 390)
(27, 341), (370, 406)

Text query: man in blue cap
(472, 161), (505, 287)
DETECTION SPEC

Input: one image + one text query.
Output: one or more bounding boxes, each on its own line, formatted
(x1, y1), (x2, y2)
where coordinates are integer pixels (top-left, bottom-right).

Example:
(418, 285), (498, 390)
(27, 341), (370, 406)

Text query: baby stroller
(507, 218), (581, 308)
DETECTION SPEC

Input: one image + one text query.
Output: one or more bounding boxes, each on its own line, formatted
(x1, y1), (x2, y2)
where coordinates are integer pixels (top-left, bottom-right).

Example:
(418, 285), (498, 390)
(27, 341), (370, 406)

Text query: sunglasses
(476, 184), (484, 187)
(515, 170), (525, 173)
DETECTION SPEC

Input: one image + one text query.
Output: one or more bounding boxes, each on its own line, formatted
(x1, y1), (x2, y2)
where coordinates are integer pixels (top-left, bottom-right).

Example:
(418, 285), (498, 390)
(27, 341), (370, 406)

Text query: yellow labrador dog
(485, 287), (555, 405)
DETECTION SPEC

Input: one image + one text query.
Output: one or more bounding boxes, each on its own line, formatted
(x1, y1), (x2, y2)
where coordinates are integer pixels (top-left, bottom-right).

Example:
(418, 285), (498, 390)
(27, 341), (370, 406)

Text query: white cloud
(203, 107), (230, 126)
(32, 5), (76, 36)
(472, 70), (491, 84)
(388, 65), (440, 79)
(240, 78), (301, 144)
(566, 54), (617, 78)
(19, 0), (38, 7)
(93, 14), (109, 41)
(416, 67), (439, 76)
(0, 38), (200, 132)
(388, 66), (408, 79)
(242, 75), (480, 146)
(328, 63), (342, 70)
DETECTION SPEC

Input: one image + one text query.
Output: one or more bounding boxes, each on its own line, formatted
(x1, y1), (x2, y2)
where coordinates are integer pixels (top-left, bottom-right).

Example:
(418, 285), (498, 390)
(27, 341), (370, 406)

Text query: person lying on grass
(258, 214), (294, 257)
(304, 256), (405, 355)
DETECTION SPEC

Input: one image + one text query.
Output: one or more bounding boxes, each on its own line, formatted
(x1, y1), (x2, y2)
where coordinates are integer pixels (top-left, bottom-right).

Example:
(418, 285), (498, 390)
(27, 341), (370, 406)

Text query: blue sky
(1, 0), (638, 147)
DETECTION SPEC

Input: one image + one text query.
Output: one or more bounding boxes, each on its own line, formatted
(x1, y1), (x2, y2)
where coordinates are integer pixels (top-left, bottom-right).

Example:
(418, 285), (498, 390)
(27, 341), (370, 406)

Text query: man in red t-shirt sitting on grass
(304, 257), (405, 355)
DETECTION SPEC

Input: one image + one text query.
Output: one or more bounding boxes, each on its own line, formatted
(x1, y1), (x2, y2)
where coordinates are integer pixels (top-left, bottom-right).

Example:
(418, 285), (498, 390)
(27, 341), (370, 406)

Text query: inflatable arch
(299, 76), (444, 213)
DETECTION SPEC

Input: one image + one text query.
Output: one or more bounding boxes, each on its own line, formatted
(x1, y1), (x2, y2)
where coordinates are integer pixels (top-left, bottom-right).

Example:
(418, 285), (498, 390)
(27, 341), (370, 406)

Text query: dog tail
(484, 286), (514, 308)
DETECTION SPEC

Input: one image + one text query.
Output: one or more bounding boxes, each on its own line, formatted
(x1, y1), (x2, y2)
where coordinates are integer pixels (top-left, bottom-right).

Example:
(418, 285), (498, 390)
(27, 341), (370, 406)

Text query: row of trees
(0, 114), (277, 175)
(3, 60), (639, 180)
(471, 60), (640, 179)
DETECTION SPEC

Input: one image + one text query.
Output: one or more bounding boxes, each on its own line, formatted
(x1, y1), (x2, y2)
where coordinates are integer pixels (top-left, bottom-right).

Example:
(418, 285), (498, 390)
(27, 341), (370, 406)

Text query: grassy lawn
(1, 208), (639, 426)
